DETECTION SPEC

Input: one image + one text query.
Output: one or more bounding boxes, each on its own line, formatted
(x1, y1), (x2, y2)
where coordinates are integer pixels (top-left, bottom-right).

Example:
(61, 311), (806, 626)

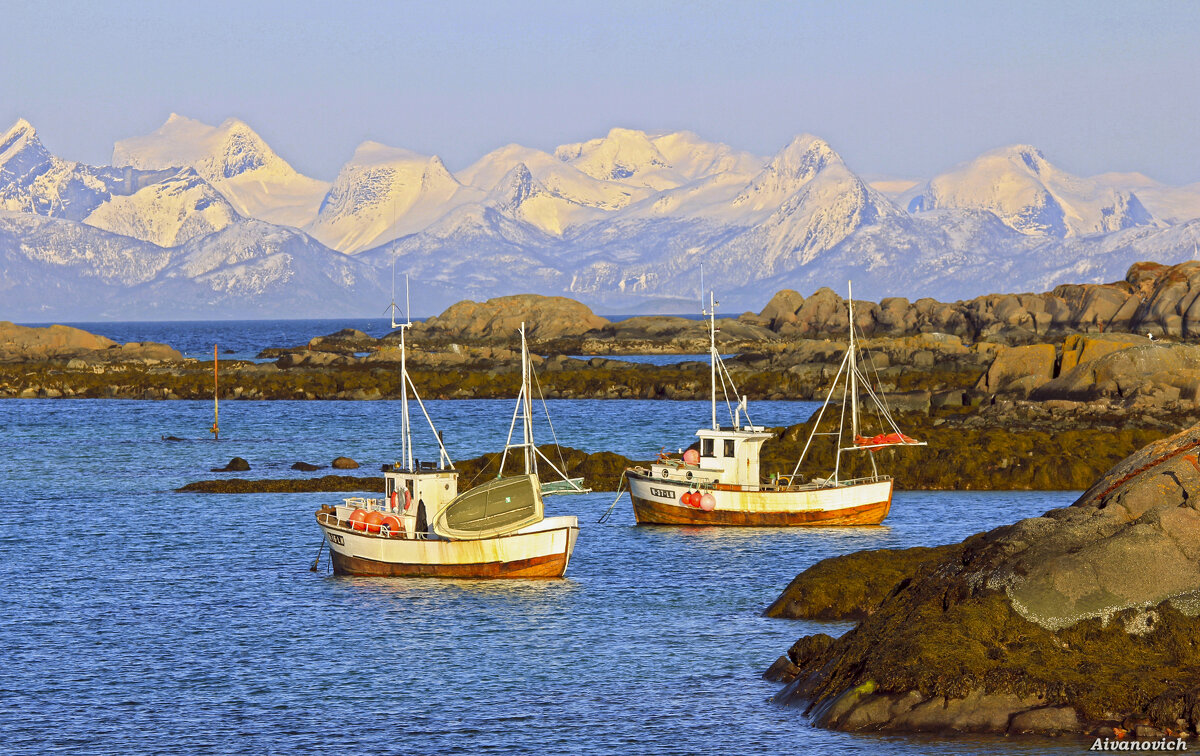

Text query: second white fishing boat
(624, 284), (924, 526)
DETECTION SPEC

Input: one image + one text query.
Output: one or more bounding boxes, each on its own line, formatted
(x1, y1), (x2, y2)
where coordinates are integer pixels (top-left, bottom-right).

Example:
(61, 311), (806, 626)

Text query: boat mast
(520, 323), (535, 475)
(848, 282), (859, 440)
(707, 291), (718, 431)
(394, 274), (414, 471)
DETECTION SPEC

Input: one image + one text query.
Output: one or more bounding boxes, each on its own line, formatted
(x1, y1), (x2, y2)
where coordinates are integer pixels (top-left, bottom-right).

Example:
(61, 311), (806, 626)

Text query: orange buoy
(381, 514), (405, 538)
(349, 508), (369, 531)
(364, 510), (385, 534)
(683, 449), (700, 466)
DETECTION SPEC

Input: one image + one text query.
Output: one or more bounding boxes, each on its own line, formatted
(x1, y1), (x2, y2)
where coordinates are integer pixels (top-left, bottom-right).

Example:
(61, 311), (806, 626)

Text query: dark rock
(331, 456), (359, 470)
(765, 544), (962, 620)
(769, 421), (1200, 735)
(211, 457), (250, 473)
(763, 655), (801, 683)
(178, 475), (382, 493)
(291, 461), (321, 471)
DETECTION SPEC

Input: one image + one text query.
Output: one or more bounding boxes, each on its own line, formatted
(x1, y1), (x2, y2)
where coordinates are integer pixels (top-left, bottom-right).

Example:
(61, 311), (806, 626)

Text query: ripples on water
(1, 399), (1084, 754)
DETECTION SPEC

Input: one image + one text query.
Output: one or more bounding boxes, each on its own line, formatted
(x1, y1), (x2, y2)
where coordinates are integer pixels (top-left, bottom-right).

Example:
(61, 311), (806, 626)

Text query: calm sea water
(0, 398), (1084, 754)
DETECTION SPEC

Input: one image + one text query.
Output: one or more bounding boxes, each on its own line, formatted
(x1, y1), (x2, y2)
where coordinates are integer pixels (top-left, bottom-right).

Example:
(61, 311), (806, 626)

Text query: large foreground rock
(769, 422), (1200, 737)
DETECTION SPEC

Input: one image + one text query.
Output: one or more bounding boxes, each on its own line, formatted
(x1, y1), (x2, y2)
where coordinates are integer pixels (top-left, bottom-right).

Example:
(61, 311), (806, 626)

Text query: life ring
(403, 489), (413, 511)
(389, 490), (399, 510)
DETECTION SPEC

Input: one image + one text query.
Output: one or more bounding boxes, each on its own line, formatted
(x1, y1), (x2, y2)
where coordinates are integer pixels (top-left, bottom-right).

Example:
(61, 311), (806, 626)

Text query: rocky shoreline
(10, 260), (1200, 493)
(764, 422), (1200, 739)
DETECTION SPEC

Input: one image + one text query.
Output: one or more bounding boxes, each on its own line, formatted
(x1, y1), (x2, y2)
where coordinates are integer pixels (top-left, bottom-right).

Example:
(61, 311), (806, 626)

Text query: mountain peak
(3, 118), (36, 141)
(992, 144), (1049, 174)
(749, 134), (844, 190)
(914, 143), (1154, 237)
(0, 118), (48, 170)
(555, 127), (679, 188)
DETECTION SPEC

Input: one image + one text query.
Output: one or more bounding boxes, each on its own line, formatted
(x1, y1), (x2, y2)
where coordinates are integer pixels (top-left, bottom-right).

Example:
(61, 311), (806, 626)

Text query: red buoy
(381, 514), (404, 538)
(364, 510), (385, 534)
(349, 508), (368, 531)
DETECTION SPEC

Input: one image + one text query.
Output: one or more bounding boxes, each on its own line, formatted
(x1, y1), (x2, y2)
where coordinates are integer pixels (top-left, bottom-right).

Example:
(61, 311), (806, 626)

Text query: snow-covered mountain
(306, 142), (480, 253)
(1089, 172), (1200, 226)
(0, 119), (181, 222)
(908, 145), (1155, 237)
(112, 114), (329, 228)
(83, 168), (241, 247)
(2, 114), (1199, 319)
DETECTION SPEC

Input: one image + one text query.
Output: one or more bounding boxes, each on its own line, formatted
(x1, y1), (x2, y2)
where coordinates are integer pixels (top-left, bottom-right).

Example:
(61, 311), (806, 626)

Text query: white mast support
(709, 291), (718, 430)
(833, 350), (852, 484)
(400, 323), (414, 470)
(848, 281), (859, 441)
(789, 347), (852, 482)
(498, 380), (524, 477)
(404, 371), (455, 469)
(397, 275), (414, 470)
(715, 354), (750, 428)
(521, 323), (536, 475)
(533, 446), (583, 490)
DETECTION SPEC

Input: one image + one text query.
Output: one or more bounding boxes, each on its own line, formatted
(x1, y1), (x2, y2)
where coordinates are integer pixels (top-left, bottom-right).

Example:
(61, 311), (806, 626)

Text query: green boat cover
(432, 473), (544, 540)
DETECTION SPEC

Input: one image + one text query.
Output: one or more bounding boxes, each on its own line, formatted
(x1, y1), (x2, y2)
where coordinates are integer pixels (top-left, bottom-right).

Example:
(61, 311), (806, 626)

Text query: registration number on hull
(649, 487), (676, 499)
(328, 533), (345, 545)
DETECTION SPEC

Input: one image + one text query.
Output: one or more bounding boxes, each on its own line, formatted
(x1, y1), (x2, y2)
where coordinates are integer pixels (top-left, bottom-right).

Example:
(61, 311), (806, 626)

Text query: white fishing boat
(314, 290), (580, 578)
(624, 283), (924, 526)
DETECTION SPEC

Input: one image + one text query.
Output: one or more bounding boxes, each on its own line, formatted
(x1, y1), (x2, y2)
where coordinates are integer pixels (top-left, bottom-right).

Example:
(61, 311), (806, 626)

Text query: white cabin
(696, 426), (773, 485)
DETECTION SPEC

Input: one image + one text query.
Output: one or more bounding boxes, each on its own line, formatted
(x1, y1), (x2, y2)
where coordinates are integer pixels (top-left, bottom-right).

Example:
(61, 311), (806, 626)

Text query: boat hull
(626, 470), (892, 526)
(317, 514), (579, 578)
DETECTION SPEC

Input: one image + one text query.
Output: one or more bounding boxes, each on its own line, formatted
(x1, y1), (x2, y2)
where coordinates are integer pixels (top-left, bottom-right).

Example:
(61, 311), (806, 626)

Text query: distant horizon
(2, 1), (1198, 184)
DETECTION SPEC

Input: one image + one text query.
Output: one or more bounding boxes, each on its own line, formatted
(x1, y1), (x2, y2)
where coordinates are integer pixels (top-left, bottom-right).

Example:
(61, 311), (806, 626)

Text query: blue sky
(2, 0), (1197, 183)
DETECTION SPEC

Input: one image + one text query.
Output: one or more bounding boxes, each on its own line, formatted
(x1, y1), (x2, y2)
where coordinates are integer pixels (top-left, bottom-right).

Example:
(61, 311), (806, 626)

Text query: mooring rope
(598, 475), (627, 524)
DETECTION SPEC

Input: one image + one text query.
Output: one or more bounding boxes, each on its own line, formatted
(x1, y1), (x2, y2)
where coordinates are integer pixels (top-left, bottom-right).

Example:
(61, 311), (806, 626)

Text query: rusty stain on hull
(629, 494), (892, 526)
(328, 548), (569, 578)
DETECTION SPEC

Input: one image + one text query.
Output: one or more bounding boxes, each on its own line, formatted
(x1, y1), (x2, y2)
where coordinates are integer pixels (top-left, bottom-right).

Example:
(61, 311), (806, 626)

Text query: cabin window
(386, 478), (394, 497)
(724, 440), (735, 458)
(701, 439), (714, 456)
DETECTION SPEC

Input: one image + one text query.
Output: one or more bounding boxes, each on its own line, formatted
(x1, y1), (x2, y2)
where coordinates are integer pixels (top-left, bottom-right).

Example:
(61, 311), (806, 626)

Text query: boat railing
(341, 496), (389, 510)
(781, 474), (892, 490)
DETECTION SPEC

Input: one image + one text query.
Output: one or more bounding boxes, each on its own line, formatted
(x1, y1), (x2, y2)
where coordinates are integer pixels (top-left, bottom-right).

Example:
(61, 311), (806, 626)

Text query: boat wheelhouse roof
(696, 426), (772, 439)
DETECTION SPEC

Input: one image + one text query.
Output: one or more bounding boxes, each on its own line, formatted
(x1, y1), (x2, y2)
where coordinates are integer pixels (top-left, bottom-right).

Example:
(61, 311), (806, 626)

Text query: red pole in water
(211, 344), (219, 441)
